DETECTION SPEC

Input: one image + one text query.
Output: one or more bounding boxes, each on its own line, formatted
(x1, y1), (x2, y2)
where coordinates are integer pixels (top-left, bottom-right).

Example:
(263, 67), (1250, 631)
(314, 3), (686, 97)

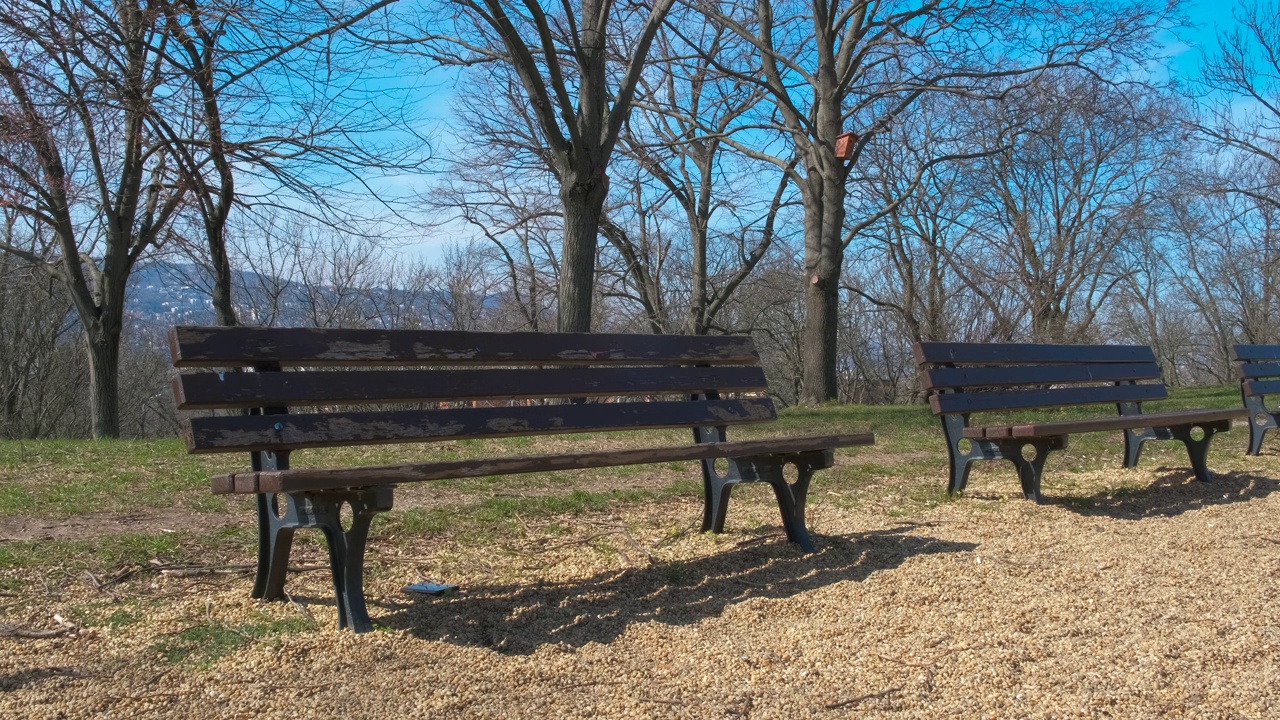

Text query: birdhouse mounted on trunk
(835, 131), (859, 160)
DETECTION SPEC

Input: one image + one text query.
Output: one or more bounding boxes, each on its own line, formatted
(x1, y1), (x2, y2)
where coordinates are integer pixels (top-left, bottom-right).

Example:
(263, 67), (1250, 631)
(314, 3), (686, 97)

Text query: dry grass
(2, 394), (1279, 718)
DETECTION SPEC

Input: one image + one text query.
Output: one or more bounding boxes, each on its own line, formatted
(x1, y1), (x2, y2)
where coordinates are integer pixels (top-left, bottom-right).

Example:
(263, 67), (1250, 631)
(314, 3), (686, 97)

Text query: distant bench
(1235, 344), (1280, 455)
(915, 342), (1246, 501)
(170, 326), (874, 632)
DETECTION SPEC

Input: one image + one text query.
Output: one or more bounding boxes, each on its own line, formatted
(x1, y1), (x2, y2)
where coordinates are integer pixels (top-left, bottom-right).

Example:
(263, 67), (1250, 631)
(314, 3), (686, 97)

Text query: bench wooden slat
(1238, 362), (1280, 381)
(977, 408), (1247, 439)
(960, 409), (1248, 439)
(1233, 344), (1280, 362)
(211, 433), (877, 494)
(1244, 379), (1280, 397)
(921, 362), (1160, 391)
(929, 382), (1166, 415)
(170, 326), (760, 368)
(185, 398), (778, 453)
(914, 342), (1155, 366)
(175, 366), (769, 410)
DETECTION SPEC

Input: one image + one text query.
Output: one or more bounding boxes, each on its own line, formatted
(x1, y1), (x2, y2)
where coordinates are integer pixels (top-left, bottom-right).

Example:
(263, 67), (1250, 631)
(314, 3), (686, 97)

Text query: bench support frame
(253, 480), (394, 632)
(940, 413), (1231, 501)
(695, 425), (826, 552)
(246, 398), (395, 633)
(1242, 393), (1277, 456)
(940, 414), (1066, 502)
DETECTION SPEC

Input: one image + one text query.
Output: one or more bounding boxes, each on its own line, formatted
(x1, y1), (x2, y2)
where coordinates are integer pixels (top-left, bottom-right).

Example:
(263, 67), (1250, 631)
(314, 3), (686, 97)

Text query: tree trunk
(208, 223), (238, 326)
(799, 169), (847, 405)
(557, 168), (608, 333)
(85, 323), (121, 439)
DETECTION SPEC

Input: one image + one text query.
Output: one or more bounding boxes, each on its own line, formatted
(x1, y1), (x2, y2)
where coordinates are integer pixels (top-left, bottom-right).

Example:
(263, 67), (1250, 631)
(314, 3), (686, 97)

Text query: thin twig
(825, 686), (903, 709)
(284, 592), (318, 625)
(0, 624), (76, 639)
(539, 530), (625, 552)
(534, 680), (624, 700)
(156, 564), (327, 577)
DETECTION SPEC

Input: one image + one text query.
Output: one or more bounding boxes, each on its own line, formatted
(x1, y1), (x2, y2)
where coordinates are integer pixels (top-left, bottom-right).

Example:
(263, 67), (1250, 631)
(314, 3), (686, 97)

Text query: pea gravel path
(2, 463), (1279, 718)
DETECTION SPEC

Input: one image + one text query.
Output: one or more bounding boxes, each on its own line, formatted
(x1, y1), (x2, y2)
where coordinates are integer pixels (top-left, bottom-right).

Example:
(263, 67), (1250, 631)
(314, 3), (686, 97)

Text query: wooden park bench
(170, 326), (874, 632)
(915, 342), (1246, 502)
(1235, 344), (1280, 456)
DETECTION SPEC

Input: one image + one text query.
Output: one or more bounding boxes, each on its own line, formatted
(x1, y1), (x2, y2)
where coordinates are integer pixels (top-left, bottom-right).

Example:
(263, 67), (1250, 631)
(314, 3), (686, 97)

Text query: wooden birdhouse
(835, 131), (859, 160)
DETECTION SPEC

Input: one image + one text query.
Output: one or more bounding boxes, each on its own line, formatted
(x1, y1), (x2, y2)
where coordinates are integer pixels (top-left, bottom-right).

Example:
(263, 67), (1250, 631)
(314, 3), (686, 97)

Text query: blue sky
(389, 0), (1247, 260)
(1166, 0), (1235, 80)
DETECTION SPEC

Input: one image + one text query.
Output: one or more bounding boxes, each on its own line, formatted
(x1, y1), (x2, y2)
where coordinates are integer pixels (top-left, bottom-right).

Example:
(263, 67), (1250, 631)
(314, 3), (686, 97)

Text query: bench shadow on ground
(1047, 470), (1280, 520)
(374, 525), (975, 655)
(0, 666), (86, 692)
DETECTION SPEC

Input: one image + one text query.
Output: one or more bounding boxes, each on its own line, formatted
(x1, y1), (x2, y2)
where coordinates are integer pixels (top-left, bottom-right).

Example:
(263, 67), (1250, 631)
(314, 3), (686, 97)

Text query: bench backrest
(170, 326), (773, 454)
(914, 342), (1165, 416)
(1234, 344), (1280, 398)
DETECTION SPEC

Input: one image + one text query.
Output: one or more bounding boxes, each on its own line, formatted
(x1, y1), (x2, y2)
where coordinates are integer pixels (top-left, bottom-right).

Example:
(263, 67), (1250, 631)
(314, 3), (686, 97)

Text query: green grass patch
(0, 384), (1250, 528)
(151, 617), (315, 668)
(0, 529), (252, 573)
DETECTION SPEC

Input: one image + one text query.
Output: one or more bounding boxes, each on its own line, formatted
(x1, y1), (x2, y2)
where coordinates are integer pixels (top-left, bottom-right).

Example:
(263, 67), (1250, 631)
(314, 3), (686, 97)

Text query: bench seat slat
(211, 433), (877, 494)
(1244, 379), (1280, 397)
(929, 383), (1166, 415)
(961, 408), (1247, 439)
(170, 326), (760, 368)
(186, 398), (778, 453)
(175, 366), (769, 410)
(1238, 362), (1280, 381)
(922, 362), (1159, 391)
(915, 342), (1155, 366)
(1233, 344), (1280, 362)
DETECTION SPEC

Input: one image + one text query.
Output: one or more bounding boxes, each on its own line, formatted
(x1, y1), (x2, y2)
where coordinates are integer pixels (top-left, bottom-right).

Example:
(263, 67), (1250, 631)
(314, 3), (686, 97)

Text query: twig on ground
(284, 592), (318, 625)
(104, 566), (141, 587)
(0, 624), (76, 639)
(110, 690), (194, 702)
(539, 530), (624, 553)
(155, 563), (326, 577)
(638, 697), (686, 705)
(513, 512), (533, 537)
(534, 680), (624, 700)
(825, 686), (903, 709)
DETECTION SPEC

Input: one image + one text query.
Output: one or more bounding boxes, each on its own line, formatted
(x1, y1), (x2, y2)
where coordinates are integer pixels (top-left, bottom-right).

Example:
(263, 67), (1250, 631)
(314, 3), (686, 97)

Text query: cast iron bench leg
(941, 414), (985, 494)
(702, 471), (734, 535)
(1118, 401), (1161, 469)
(1168, 423), (1227, 483)
(249, 487), (394, 632)
(313, 487), (393, 632)
(996, 438), (1063, 503)
(699, 451), (828, 553)
(1243, 395), (1275, 456)
(253, 492), (296, 600)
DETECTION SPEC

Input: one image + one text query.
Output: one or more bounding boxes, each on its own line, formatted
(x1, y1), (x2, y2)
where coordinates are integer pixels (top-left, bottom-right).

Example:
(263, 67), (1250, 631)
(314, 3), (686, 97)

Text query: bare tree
(153, 0), (427, 326)
(420, 0), (677, 332)
(0, 0), (186, 438)
(430, 70), (563, 331)
(0, 240), (83, 438)
(617, 9), (795, 334)
(1198, 1), (1280, 212)
(963, 73), (1177, 343)
(693, 0), (1171, 403)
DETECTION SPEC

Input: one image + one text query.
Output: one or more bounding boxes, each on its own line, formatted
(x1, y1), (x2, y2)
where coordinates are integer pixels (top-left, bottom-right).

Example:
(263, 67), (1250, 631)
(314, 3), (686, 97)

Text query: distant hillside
(124, 261), (460, 331)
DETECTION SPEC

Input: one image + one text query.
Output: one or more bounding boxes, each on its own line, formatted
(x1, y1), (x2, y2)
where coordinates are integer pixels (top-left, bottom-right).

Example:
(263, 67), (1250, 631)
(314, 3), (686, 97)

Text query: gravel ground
(3, 458), (1279, 718)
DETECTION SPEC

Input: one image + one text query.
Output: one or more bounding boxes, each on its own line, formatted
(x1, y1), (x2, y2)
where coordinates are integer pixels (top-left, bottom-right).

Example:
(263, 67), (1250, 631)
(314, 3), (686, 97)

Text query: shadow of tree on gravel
(1049, 470), (1279, 520)
(376, 526), (976, 655)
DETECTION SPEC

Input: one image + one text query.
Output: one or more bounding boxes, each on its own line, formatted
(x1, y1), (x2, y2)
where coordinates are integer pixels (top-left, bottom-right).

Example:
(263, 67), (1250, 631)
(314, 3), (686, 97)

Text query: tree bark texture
(557, 166), (609, 332)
